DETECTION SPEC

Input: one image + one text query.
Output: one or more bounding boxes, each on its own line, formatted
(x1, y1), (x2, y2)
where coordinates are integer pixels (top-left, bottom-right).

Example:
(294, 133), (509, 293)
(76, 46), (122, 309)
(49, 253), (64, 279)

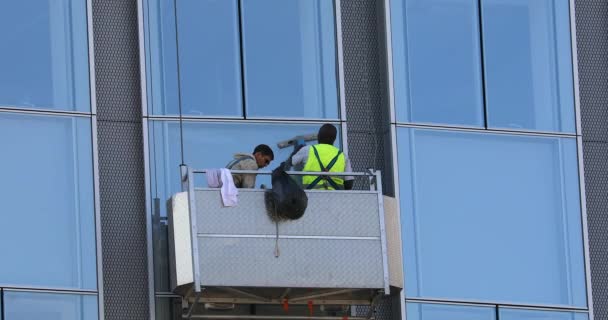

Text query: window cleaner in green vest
(290, 124), (354, 190)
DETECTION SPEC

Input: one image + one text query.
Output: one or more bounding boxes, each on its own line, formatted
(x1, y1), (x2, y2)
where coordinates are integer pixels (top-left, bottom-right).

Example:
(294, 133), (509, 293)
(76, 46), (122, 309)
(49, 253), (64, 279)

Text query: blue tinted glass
(4, 291), (97, 320)
(391, 0), (484, 126)
(149, 120), (341, 290)
(500, 308), (588, 320)
(407, 302), (495, 320)
(147, 0), (242, 116)
(0, 113), (96, 290)
(242, 0), (339, 119)
(482, 0), (575, 133)
(0, 1), (90, 112)
(398, 128), (586, 307)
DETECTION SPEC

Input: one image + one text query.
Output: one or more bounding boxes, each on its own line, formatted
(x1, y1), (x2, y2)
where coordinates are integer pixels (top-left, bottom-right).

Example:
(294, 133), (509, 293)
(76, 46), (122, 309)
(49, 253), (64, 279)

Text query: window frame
(383, 0), (593, 318)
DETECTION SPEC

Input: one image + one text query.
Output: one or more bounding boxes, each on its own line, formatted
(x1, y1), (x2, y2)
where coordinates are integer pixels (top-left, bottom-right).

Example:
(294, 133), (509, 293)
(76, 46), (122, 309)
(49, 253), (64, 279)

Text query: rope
(173, 0), (186, 165)
(274, 220), (280, 258)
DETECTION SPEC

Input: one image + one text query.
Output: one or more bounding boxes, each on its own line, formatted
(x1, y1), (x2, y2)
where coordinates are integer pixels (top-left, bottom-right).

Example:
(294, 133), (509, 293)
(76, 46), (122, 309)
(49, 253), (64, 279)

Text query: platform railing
(176, 165), (388, 319)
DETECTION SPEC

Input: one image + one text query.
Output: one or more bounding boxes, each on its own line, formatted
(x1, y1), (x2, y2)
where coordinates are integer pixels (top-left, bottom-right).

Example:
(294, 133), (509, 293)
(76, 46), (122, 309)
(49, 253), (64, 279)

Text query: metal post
(375, 171), (390, 294)
(186, 167), (201, 293)
(181, 164), (189, 192)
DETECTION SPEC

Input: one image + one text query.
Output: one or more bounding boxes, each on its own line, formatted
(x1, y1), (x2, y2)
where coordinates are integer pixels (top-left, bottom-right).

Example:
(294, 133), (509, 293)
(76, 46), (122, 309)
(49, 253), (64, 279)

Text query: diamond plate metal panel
(576, 1), (608, 318)
(98, 121), (150, 320)
(93, 0), (142, 123)
(195, 189), (381, 237)
(582, 142), (608, 319)
(355, 294), (399, 320)
(576, 0), (608, 143)
(93, 0), (150, 317)
(341, 1), (399, 318)
(341, 0), (394, 195)
(198, 237), (384, 288)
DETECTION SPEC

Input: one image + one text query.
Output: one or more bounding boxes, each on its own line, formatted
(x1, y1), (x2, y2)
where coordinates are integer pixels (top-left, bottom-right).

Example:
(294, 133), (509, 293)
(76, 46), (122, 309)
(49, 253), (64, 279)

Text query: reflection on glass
(407, 302), (495, 320)
(482, 0), (575, 132)
(0, 113), (96, 290)
(4, 291), (97, 320)
(242, 0), (339, 119)
(147, 0), (242, 116)
(500, 308), (588, 320)
(149, 120), (341, 291)
(0, 1), (90, 111)
(391, 0), (484, 126)
(398, 128), (586, 307)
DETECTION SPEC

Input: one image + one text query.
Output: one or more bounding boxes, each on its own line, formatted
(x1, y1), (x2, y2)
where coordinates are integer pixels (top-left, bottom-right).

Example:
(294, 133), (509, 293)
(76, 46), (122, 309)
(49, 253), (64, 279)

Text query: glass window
(4, 291), (97, 320)
(406, 302), (495, 320)
(241, 0), (339, 119)
(149, 120), (342, 290)
(391, 0), (484, 126)
(482, 0), (575, 133)
(0, 1), (90, 112)
(398, 128), (586, 307)
(0, 113), (96, 290)
(500, 308), (588, 320)
(147, 0), (242, 116)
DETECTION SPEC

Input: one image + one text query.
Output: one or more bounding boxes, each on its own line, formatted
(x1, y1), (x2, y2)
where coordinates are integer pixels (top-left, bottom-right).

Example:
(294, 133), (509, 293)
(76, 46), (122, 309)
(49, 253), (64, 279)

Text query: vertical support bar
(85, 0), (104, 317)
(91, 116), (105, 320)
(180, 164), (189, 192)
(335, 0), (350, 156)
(569, 0), (594, 318)
(1, 288), (4, 320)
(138, 0), (159, 316)
(375, 171), (390, 294)
(186, 167), (201, 292)
(86, 0), (98, 116)
(369, 169), (375, 191)
(142, 117), (158, 320)
(382, 0), (407, 316)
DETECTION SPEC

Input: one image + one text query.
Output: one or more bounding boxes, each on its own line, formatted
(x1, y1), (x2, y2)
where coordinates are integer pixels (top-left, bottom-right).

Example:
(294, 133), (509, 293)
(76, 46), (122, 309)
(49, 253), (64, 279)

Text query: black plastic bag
(264, 163), (308, 221)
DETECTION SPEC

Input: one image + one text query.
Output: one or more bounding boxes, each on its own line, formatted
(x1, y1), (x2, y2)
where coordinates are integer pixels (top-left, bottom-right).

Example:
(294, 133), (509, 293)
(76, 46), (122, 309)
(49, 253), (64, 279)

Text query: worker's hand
(260, 184), (267, 189)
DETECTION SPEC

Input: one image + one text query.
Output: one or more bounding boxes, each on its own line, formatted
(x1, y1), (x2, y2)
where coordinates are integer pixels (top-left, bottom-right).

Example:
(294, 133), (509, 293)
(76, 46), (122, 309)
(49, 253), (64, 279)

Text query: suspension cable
(173, 0), (185, 165)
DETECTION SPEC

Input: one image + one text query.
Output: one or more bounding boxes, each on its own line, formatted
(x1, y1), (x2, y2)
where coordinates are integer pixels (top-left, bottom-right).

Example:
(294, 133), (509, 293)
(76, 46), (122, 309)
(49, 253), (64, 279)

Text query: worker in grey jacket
(226, 144), (274, 188)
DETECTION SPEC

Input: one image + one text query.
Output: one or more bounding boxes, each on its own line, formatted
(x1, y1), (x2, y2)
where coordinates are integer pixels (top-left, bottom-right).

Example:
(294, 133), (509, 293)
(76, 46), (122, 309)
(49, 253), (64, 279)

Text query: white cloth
(205, 168), (238, 207)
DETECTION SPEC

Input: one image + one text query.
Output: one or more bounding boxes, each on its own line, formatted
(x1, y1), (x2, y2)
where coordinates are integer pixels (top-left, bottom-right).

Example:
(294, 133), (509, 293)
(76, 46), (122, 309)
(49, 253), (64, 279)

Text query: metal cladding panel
(341, 1), (398, 318)
(93, 0), (150, 318)
(93, 0), (143, 123)
(97, 121), (150, 320)
(198, 237), (384, 288)
(575, 0), (608, 318)
(341, 0), (394, 195)
(196, 189), (381, 237)
(581, 139), (608, 319)
(575, 1), (608, 143)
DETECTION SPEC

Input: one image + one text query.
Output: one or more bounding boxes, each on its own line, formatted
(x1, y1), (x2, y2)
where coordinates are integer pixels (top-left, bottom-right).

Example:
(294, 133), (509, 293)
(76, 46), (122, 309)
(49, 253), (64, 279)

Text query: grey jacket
(226, 153), (258, 188)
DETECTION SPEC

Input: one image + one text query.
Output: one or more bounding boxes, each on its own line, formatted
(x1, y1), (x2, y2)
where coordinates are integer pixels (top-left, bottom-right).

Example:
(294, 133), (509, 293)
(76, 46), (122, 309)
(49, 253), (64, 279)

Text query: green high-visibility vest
(302, 144), (346, 190)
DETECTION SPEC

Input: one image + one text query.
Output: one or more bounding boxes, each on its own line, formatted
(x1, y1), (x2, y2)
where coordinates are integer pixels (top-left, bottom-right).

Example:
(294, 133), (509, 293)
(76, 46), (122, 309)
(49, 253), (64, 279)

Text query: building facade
(0, 1), (607, 320)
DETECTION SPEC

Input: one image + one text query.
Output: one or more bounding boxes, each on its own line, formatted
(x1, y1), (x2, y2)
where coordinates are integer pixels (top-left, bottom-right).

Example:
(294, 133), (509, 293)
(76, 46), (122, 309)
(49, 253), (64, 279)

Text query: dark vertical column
(341, 0), (394, 196)
(575, 1), (608, 319)
(92, 0), (150, 319)
(341, 0), (400, 319)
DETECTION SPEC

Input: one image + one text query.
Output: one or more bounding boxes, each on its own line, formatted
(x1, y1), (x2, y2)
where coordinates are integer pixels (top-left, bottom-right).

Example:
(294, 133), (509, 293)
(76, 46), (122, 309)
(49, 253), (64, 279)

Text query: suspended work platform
(168, 167), (402, 319)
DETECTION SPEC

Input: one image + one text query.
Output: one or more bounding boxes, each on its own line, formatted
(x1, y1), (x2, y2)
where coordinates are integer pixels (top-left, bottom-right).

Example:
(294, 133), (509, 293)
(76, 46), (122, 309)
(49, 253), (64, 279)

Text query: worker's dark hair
(317, 124), (337, 145)
(253, 144), (274, 160)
